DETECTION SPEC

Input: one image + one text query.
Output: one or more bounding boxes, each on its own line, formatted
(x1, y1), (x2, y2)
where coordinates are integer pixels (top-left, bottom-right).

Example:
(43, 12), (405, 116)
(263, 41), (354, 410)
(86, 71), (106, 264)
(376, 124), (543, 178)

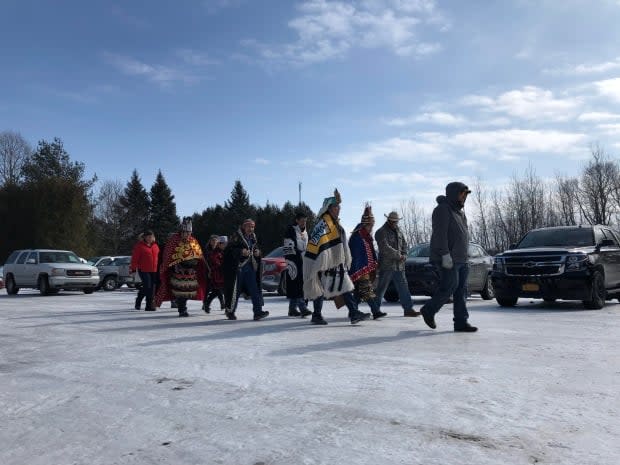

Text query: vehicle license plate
(522, 283), (539, 292)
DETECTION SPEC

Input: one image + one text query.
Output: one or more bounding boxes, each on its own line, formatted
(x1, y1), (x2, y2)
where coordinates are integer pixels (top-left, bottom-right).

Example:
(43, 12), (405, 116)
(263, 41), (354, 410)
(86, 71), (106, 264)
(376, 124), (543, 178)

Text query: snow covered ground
(1, 289), (619, 465)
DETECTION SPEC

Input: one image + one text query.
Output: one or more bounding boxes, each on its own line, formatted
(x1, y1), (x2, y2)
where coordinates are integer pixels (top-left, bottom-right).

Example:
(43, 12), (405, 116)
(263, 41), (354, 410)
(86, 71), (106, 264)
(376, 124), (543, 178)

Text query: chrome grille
(504, 254), (565, 277)
(67, 269), (91, 277)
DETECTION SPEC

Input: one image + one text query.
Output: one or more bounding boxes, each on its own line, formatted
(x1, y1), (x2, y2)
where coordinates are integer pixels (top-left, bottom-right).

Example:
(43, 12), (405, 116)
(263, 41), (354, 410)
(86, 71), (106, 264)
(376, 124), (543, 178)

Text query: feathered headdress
(318, 188), (342, 217)
(361, 202), (374, 224)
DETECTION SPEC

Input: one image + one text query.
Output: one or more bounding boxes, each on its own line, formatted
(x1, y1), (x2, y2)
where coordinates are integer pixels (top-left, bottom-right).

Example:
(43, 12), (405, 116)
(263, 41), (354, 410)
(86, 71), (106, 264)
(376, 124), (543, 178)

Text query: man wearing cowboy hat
(375, 211), (419, 317)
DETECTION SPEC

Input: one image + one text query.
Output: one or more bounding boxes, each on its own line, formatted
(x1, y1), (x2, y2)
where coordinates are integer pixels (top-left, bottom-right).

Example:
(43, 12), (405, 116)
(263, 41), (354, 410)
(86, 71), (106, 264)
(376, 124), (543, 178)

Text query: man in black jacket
(420, 182), (478, 332)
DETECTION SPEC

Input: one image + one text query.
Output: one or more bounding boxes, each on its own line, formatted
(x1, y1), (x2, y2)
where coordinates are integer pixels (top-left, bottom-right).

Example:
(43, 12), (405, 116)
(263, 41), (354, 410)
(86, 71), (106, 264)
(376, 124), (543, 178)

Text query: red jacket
(131, 241), (160, 273)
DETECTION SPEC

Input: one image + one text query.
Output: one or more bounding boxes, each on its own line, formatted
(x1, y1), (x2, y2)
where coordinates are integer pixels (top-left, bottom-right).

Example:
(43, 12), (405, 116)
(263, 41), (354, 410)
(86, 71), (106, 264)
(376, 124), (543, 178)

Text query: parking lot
(1, 290), (619, 465)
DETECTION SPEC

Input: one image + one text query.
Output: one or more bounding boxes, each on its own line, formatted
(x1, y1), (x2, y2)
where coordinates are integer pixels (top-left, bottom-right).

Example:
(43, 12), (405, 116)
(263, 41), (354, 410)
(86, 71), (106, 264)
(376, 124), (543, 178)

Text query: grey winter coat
(375, 222), (408, 271)
(429, 184), (469, 264)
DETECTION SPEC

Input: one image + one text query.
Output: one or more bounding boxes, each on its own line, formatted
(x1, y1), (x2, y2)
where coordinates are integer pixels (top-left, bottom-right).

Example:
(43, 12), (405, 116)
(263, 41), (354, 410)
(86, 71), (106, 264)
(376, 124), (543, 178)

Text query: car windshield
(517, 228), (595, 248)
(266, 247), (284, 258)
(86, 257), (100, 265)
(408, 244), (431, 257)
(39, 251), (82, 263)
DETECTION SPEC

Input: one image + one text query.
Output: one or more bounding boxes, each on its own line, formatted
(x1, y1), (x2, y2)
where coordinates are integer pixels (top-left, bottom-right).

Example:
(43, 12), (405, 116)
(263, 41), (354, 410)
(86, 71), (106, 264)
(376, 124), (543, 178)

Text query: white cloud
(596, 123), (620, 134)
(595, 78), (620, 102)
(461, 86), (582, 122)
(243, 0), (447, 66)
(175, 49), (218, 66)
(458, 159), (481, 168)
(577, 111), (620, 122)
(385, 111), (465, 127)
(103, 52), (199, 86)
(254, 158), (271, 165)
(545, 58), (620, 75)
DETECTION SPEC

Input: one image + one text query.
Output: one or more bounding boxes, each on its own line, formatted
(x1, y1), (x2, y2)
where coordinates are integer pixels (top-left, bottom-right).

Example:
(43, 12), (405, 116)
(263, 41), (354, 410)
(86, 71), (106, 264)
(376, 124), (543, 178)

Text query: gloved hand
(441, 253), (453, 270)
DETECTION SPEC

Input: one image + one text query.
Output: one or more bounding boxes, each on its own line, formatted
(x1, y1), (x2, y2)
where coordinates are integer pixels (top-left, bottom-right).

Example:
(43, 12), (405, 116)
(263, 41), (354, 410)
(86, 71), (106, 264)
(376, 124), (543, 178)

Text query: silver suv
(3, 249), (100, 295)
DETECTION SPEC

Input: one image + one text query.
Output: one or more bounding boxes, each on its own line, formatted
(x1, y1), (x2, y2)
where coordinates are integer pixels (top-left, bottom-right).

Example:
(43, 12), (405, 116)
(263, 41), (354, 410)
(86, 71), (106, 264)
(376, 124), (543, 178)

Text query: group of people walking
(129, 181), (478, 332)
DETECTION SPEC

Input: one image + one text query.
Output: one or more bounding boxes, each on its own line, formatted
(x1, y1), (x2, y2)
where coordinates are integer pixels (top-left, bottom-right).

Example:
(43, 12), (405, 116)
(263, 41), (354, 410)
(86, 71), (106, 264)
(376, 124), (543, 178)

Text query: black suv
(492, 225), (620, 309)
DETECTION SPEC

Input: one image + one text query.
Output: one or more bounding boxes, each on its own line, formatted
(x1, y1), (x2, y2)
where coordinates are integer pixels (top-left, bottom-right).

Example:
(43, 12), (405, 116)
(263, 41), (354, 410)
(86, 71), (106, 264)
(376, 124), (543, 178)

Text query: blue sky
(2, 0), (620, 231)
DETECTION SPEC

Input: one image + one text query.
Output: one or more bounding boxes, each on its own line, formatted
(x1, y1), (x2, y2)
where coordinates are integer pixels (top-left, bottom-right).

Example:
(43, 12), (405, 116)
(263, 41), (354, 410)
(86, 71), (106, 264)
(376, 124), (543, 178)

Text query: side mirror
(508, 243), (517, 250)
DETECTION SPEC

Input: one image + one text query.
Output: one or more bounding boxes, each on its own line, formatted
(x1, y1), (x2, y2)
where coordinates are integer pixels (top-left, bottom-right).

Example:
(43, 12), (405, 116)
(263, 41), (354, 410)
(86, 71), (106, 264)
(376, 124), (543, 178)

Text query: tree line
(398, 145), (620, 255)
(2, 130), (618, 262)
(0, 131), (316, 262)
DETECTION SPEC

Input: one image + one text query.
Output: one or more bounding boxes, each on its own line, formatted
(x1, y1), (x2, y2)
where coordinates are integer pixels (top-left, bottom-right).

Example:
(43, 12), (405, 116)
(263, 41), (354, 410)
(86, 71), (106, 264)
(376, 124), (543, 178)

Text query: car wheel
(83, 288), (94, 294)
(39, 276), (50, 296)
(496, 296), (518, 307)
(583, 271), (605, 310)
(5, 275), (19, 295)
(277, 274), (286, 296)
(102, 275), (118, 291)
(480, 276), (495, 300)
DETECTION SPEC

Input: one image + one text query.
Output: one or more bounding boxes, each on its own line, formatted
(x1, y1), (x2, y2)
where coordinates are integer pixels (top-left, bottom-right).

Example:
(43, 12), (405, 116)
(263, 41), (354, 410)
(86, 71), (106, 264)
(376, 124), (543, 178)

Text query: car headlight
(565, 254), (588, 271)
(493, 257), (505, 272)
(51, 268), (65, 276)
(91, 268), (99, 276)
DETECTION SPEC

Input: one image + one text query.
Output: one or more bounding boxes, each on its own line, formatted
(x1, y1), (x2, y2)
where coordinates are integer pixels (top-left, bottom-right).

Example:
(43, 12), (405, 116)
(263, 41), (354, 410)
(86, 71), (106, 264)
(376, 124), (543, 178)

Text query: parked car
(96, 255), (137, 291)
(87, 256), (121, 267)
(383, 242), (494, 302)
(3, 249), (100, 295)
(0, 265), (4, 290)
(492, 225), (620, 309)
(261, 246), (288, 295)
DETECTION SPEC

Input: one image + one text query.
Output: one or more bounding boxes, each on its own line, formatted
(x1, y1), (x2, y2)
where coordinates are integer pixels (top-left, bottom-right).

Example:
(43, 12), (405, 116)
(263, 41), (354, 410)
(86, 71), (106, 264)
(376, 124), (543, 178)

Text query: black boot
(253, 310), (269, 321)
(454, 323), (478, 332)
(225, 310), (237, 320)
(288, 308), (301, 317)
(300, 308), (313, 318)
(404, 309), (421, 317)
(421, 307), (436, 329)
(311, 312), (327, 325)
(202, 302), (211, 313)
(372, 311), (387, 320)
(144, 296), (155, 311)
(135, 295), (143, 310)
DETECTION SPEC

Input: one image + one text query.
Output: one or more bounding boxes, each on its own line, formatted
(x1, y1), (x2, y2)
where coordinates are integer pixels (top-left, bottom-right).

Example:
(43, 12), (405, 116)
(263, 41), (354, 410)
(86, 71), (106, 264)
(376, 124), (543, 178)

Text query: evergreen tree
(225, 180), (255, 229)
(118, 170), (150, 253)
(149, 170), (179, 243)
(0, 138), (95, 258)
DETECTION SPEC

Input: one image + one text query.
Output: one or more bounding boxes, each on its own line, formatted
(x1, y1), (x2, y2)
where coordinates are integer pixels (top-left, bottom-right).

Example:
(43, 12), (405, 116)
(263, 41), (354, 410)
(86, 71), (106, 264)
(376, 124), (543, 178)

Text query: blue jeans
(421, 263), (469, 327)
(312, 293), (358, 317)
(289, 297), (308, 312)
(236, 264), (263, 315)
(137, 271), (157, 309)
(376, 269), (413, 312)
(355, 294), (382, 315)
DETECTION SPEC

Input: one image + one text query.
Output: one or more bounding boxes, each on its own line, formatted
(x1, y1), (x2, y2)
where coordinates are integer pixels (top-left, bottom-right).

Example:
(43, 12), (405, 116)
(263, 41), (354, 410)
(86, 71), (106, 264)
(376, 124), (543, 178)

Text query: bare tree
(470, 177), (491, 251)
(0, 130), (32, 186)
(399, 197), (431, 246)
(576, 144), (618, 225)
(554, 174), (580, 225)
(93, 180), (124, 253)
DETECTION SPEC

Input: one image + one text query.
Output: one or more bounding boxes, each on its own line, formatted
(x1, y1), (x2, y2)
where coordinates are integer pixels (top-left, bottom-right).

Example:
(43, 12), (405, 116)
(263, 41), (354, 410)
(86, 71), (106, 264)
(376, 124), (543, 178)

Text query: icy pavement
(1, 289), (619, 465)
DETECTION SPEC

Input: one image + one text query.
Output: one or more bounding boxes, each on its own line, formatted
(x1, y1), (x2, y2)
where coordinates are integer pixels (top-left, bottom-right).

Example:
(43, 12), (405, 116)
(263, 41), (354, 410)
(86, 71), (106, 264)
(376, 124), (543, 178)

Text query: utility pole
(298, 181), (302, 206)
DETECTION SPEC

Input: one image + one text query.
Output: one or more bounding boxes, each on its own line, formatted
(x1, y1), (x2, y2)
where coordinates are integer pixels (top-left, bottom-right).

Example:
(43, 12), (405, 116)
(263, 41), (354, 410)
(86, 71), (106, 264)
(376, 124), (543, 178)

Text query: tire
(38, 276), (50, 296)
(102, 275), (118, 291)
(480, 276), (495, 300)
(83, 289), (94, 294)
(277, 273), (286, 296)
(583, 271), (606, 310)
(496, 296), (518, 307)
(5, 275), (19, 295)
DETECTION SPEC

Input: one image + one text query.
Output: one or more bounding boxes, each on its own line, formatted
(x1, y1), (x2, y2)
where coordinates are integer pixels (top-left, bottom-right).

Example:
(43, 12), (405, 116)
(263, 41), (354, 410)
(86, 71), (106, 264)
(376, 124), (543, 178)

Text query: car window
(118, 257), (131, 265)
(26, 252), (39, 264)
(610, 230), (620, 245)
(87, 257), (100, 265)
(602, 229), (619, 246)
(408, 244), (431, 257)
(468, 244), (481, 258)
(518, 228), (595, 248)
(39, 252), (82, 263)
(593, 228), (605, 245)
(266, 247), (284, 258)
(100, 258), (113, 266)
(16, 252), (29, 264)
(5, 251), (20, 264)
